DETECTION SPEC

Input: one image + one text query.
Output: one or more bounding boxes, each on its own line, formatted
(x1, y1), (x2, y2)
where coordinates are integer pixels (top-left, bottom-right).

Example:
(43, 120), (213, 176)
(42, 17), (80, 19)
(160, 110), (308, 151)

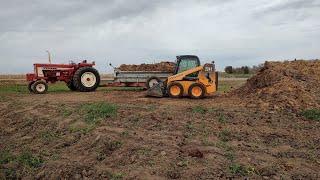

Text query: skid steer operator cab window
(174, 55), (201, 77)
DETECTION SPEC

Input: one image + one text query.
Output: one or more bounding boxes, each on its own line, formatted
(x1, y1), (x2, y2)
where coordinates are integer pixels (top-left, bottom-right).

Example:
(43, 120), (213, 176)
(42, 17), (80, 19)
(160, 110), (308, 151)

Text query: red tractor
(26, 60), (100, 94)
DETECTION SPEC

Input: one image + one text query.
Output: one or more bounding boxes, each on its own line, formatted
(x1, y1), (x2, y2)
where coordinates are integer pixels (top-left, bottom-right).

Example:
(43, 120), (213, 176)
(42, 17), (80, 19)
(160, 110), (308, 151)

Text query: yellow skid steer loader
(146, 55), (218, 99)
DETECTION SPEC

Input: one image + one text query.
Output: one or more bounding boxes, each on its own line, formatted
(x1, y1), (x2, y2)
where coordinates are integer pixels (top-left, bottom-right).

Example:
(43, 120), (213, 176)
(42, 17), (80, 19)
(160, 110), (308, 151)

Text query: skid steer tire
(28, 81), (35, 93)
(146, 76), (162, 89)
(73, 67), (100, 92)
(168, 82), (184, 98)
(188, 83), (206, 99)
(66, 80), (77, 91)
(32, 81), (48, 94)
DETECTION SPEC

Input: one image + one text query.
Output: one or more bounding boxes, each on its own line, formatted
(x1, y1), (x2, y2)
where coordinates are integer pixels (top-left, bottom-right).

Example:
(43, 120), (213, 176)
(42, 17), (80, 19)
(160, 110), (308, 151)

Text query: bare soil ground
(0, 90), (319, 179)
(1, 60), (320, 179)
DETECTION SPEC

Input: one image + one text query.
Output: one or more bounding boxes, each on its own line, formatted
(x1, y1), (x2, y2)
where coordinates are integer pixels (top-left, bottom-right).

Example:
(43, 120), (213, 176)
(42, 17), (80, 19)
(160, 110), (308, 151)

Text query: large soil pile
(233, 60), (320, 112)
(118, 61), (175, 72)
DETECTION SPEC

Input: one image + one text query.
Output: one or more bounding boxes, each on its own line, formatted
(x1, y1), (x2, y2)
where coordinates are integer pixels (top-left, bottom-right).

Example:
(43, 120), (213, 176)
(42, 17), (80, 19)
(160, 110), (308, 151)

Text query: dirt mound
(118, 61), (175, 72)
(233, 60), (320, 112)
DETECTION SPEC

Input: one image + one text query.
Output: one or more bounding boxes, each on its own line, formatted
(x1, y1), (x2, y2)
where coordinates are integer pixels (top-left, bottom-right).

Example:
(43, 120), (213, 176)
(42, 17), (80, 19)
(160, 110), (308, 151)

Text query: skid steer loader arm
(167, 66), (203, 83)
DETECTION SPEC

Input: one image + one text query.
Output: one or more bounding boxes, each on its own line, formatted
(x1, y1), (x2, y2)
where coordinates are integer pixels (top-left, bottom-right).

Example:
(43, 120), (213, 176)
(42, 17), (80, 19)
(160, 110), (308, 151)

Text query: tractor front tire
(32, 81), (48, 94)
(28, 81), (35, 93)
(168, 82), (184, 98)
(73, 67), (100, 92)
(188, 83), (206, 99)
(66, 81), (77, 91)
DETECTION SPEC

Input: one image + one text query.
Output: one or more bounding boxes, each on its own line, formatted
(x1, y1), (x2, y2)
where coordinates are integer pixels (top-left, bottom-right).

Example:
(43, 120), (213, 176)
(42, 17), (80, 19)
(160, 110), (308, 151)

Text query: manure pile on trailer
(118, 61), (175, 72)
(233, 60), (320, 112)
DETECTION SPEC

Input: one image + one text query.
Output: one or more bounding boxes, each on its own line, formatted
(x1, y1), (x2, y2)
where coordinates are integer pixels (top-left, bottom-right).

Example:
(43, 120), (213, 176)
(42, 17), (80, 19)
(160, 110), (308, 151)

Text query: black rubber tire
(168, 82), (184, 98)
(146, 76), (162, 89)
(188, 83), (206, 99)
(66, 80), (77, 91)
(28, 81), (35, 93)
(73, 67), (100, 92)
(31, 81), (48, 94)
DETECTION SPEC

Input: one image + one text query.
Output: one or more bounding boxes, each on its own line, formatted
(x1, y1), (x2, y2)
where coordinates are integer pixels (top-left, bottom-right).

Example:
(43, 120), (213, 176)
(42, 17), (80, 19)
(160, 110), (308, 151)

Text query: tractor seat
(183, 77), (199, 81)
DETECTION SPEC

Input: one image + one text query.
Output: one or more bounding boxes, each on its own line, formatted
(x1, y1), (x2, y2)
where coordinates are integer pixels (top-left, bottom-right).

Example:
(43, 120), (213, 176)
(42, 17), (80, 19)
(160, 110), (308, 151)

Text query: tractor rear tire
(32, 81), (48, 94)
(168, 82), (184, 98)
(73, 67), (100, 92)
(188, 83), (206, 99)
(146, 76), (161, 89)
(28, 81), (35, 93)
(66, 81), (77, 91)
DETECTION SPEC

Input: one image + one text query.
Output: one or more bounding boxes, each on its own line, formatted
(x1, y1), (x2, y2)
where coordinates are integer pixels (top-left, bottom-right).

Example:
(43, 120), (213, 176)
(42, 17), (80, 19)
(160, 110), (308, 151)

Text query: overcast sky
(0, 0), (319, 73)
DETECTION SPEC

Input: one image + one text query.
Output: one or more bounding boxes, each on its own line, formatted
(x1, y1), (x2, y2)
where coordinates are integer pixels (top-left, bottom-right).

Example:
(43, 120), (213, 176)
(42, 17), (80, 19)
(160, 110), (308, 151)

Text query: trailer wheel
(146, 76), (162, 89)
(73, 67), (100, 92)
(32, 81), (48, 94)
(28, 81), (35, 93)
(66, 81), (77, 91)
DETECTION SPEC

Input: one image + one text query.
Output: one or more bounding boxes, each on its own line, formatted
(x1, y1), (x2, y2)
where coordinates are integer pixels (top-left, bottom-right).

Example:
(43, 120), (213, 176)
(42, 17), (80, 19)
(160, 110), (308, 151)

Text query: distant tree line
(224, 64), (263, 74)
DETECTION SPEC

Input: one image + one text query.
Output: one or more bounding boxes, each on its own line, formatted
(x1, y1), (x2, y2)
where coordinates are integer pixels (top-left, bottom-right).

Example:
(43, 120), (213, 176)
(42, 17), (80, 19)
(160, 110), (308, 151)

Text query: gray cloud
(0, 0), (177, 32)
(0, 0), (319, 74)
(260, 0), (320, 13)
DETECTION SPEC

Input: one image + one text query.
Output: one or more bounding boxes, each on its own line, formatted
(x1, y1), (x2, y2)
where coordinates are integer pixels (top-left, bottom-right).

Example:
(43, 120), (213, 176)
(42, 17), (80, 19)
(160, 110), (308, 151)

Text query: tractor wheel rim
(81, 72), (96, 87)
(36, 84), (45, 92)
(148, 79), (159, 88)
(170, 85), (181, 96)
(192, 86), (202, 97)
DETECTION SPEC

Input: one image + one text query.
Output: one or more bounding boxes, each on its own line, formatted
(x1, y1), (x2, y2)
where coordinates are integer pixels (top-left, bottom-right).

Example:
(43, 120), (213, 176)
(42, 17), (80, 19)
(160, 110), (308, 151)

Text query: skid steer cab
(26, 60), (100, 94)
(147, 55), (218, 99)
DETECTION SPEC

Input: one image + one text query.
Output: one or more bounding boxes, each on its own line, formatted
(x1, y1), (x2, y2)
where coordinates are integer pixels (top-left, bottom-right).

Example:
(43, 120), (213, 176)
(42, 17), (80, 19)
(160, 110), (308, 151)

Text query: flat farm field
(0, 77), (319, 179)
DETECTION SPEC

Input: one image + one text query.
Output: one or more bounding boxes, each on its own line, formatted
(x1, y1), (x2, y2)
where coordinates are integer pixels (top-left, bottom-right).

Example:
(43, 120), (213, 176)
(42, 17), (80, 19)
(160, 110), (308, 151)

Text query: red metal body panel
(26, 73), (35, 81)
(26, 60), (95, 83)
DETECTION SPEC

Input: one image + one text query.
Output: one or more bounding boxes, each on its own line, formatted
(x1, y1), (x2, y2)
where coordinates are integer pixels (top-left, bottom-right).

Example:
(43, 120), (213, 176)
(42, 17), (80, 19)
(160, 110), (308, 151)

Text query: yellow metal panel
(167, 66), (203, 84)
(166, 64), (218, 97)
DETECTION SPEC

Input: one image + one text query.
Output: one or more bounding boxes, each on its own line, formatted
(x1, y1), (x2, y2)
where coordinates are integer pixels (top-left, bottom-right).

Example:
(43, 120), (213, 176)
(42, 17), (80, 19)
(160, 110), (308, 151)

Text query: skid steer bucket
(146, 82), (165, 97)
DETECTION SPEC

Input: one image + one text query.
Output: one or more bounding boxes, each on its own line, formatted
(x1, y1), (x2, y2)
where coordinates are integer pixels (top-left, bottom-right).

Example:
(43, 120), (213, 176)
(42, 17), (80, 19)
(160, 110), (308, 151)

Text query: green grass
(0, 80), (243, 94)
(301, 109), (320, 121)
(0, 84), (28, 93)
(0, 150), (15, 165)
(120, 131), (129, 137)
(68, 123), (96, 134)
(218, 114), (227, 123)
(184, 121), (196, 138)
(0, 82), (69, 94)
(219, 72), (253, 78)
(192, 106), (207, 114)
(17, 151), (43, 168)
(0, 95), (8, 102)
(40, 131), (60, 142)
(59, 104), (73, 117)
(0, 82), (145, 94)
(106, 140), (123, 151)
(217, 80), (246, 93)
(105, 171), (124, 180)
(0, 150), (43, 168)
(218, 129), (232, 142)
(81, 102), (117, 124)
(229, 163), (255, 176)
(136, 147), (152, 156)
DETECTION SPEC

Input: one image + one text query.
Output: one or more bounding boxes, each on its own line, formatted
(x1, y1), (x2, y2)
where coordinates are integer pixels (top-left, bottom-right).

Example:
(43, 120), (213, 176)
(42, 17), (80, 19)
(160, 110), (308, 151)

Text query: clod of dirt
(187, 148), (204, 158)
(232, 60), (320, 112)
(118, 61), (176, 72)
